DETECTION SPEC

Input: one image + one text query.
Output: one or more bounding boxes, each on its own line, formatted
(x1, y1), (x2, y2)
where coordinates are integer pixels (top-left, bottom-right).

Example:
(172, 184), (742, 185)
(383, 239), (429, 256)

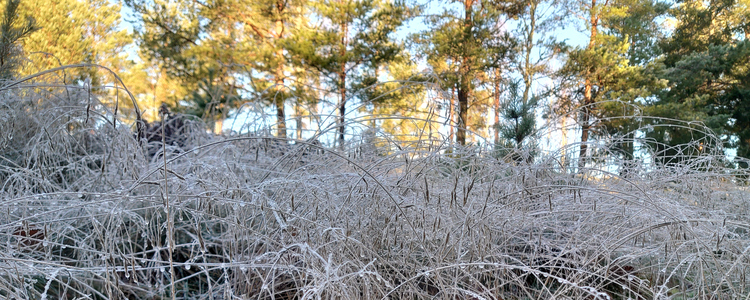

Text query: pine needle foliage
(0, 0), (36, 80)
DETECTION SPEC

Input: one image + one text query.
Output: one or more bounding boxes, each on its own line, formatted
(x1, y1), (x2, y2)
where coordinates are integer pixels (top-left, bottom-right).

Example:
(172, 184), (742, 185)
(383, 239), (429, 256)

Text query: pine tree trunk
(295, 101), (303, 140)
(560, 116), (568, 171)
(337, 21), (348, 149)
(275, 17), (287, 138)
(521, 1), (536, 106)
(457, 0), (474, 146)
(275, 75), (286, 138)
(493, 68), (501, 145)
(457, 86), (469, 146)
(579, 0), (599, 171)
(449, 87), (455, 142)
(578, 88), (591, 170)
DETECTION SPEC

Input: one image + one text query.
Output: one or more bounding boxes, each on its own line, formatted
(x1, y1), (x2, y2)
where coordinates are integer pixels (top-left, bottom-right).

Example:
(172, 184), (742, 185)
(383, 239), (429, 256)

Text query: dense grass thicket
(2, 68), (750, 300)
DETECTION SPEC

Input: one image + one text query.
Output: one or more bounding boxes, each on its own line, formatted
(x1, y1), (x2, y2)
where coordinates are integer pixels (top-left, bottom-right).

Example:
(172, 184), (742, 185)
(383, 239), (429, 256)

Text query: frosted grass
(1, 65), (749, 299)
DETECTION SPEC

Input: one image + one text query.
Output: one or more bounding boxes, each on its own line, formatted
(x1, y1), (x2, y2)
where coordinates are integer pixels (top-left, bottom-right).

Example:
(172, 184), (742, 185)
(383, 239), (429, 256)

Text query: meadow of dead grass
(1, 66), (750, 300)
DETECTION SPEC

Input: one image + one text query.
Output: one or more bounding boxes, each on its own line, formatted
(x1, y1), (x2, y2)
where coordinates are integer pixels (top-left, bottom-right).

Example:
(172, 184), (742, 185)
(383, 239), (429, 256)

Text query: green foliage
(286, 0), (416, 146)
(180, 68), (241, 124)
(0, 0), (36, 80)
(605, 0), (670, 65)
(649, 0), (750, 165)
(418, 0), (521, 145)
(125, 0), (246, 126)
(353, 57), (436, 148)
(555, 0), (669, 170)
(596, 1), (668, 166)
(496, 80), (539, 162)
(17, 0), (131, 84)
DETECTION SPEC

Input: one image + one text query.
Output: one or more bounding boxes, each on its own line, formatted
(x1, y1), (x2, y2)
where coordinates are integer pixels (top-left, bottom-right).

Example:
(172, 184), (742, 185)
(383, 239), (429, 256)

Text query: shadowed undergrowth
(1, 67), (750, 300)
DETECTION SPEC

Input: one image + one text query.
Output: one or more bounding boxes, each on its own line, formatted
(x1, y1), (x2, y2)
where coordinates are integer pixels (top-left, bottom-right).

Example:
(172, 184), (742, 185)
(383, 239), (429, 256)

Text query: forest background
(4, 0), (750, 171)
(5, 0), (750, 298)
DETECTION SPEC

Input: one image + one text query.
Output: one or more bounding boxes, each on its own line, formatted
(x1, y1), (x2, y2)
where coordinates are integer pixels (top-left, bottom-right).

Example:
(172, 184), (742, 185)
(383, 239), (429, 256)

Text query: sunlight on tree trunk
(456, 0), (475, 146)
(578, 0), (600, 171)
(275, 16), (287, 138)
(494, 68), (501, 145)
(449, 87), (455, 143)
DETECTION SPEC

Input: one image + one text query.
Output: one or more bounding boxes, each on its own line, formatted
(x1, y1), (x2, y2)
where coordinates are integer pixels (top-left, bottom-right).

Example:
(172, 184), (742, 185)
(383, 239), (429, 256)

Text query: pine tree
(0, 0), (37, 80)
(286, 0), (414, 148)
(16, 0), (131, 83)
(650, 0), (750, 165)
(235, 0), (310, 138)
(496, 80), (539, 162)
(599, 0), (668, 173)
(125, 0), (242, 131)
(556, 0), (649, 170)
(502, 0), (561, 155)
(127, 0), (315, 135)
(359, 56), (432, 150)
(420, 0), (521, 145)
